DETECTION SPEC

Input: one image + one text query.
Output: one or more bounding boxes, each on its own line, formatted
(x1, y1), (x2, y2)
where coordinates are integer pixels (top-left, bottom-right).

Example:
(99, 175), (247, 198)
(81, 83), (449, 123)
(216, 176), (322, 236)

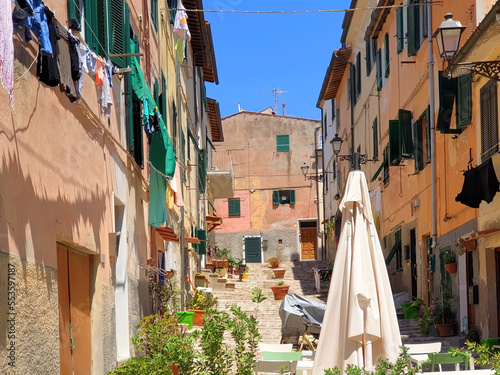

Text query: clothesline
(163, 2), (443, 14)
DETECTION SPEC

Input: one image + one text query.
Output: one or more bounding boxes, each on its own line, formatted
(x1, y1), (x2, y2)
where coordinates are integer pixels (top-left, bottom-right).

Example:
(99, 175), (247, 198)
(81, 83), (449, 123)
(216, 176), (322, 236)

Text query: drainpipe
(427, 1), (437, 252)
(176, 38), (186, 309)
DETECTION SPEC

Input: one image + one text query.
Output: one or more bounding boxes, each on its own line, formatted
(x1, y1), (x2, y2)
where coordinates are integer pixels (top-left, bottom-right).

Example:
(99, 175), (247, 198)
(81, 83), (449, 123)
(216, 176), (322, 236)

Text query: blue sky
(204, 0), (351, 120)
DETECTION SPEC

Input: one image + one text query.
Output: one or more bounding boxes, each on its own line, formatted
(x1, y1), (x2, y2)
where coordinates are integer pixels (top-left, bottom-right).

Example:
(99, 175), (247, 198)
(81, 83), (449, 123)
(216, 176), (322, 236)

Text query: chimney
(282, 103), (286, 116)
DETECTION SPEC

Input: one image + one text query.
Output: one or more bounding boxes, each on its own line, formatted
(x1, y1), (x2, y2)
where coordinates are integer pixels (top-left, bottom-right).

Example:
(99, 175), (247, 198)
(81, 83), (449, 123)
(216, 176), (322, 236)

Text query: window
(436, 73), (472, 133)
(276, 135), (290, 152)
(480, 80), (499, 162)
(372, 117), (379, 160)
(371, 39), (377, 63)
(151, 0), (158, 30)
(350, 64), (357, 106)
(413, 106), (430, 172)
(323, 113), (327, 141)
(331, 99), (335, 121)
(159, 72), (167, 122)
(198, 149), (206, 193)
(407, 0), (427, 56)
(383, 146), (390, 186)
(384, 33), (390, 78)
(172, 100), (177, 153)
(376, 49), (382, 91)
(366, 39), (372, 75)
(126, 89), (144, 167)
(396, 4), (404, 53)
(272, 190), (295, 205)
(80, 0), (130, 67)
(228, 198), (241, 216)
(389, 109), (413, 165)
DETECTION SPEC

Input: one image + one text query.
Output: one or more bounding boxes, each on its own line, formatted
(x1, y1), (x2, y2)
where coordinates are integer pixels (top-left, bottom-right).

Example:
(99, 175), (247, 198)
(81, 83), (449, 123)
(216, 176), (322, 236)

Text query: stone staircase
(209, 261), (463, 354)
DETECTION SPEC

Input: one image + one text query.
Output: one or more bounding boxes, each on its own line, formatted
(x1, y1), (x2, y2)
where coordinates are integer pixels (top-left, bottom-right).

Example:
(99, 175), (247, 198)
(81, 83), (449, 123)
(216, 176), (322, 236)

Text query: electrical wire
(164, 2), (442, 14)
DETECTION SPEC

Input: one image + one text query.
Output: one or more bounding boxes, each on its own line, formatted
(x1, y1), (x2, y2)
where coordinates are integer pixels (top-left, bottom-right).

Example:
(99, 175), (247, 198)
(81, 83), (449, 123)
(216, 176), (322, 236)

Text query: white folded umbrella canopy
(313, 171), (402, 374)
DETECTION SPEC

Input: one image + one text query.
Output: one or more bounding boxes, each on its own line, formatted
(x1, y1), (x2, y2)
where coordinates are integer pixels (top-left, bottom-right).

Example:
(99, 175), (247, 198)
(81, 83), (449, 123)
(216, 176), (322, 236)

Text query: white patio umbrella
(312, 170), (402, 374)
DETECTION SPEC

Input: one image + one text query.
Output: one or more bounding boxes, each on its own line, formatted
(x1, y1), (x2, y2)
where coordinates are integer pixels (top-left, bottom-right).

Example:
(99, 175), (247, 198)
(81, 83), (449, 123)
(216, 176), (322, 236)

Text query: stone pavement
(210, 260), (465, 353)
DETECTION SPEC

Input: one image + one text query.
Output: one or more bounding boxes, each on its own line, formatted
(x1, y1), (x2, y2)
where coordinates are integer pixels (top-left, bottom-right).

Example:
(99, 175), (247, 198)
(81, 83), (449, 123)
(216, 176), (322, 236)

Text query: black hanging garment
(455, 158), (500, 208)
(36, 7), (60, 87)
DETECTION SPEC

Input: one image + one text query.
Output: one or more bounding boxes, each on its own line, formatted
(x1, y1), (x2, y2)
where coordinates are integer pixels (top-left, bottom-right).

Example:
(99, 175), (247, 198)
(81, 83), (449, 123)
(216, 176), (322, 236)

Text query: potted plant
(270, 281), (289, 300)
(442, 248), (457, 274)
(416, 300), (438, 335)
(268, 246), (286, 278)
(241, 265), (249, 279)
(186, 289), (218, 326)
(434, 297), (456, 337)
(213, 248), (231, 277)
(194, 272), (208, 288)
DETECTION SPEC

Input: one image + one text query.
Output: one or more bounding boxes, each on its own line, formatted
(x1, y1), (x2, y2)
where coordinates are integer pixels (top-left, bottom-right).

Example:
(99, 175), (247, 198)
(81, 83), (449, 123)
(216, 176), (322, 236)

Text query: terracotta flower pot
(272, 269), (286, 279)
(436, 323), (455, 337)
(170, 363), (179, 375)
(188, 309), (205, 326)
(444, 263), (457, 274)
(271, 285), (290, 300)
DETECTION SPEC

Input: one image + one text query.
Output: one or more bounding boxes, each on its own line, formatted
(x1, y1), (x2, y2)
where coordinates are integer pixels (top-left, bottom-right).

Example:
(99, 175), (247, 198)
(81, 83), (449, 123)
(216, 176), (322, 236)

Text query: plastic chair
(259, 343), (293, 352)
(405, 342), (442, 367)
(428, 352), (469, 372)
(253, 359), (298, 374)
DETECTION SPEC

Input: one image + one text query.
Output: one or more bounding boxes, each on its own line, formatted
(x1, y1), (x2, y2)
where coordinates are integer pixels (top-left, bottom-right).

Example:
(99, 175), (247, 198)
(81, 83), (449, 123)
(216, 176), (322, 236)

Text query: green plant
(442, 248), (456, 265)
(214, 247), (231, 260)
(186, 289), (218, 311)
(268, 257), (281, 268)
(251, 287), (267, 303)
(277, 281), (285, 286)
(228, 305), (260, 375)
(244, 265), (249, 273)
(131, 314), (179, 356)
(460, 340), (500, 372)
(434, 298), (455, 324)
(324, 346), (424, 374)
(464, 326), (481, 344)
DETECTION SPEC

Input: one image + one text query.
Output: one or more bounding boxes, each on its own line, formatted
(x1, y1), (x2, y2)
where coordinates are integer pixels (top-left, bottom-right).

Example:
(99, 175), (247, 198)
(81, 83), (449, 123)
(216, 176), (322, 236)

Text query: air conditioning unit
(109, 232), (121, 257)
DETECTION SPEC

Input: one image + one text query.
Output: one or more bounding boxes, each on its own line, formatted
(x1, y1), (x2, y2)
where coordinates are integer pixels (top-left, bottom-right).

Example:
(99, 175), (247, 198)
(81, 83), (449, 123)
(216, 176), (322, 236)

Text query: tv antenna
(262, 88), (288, 114)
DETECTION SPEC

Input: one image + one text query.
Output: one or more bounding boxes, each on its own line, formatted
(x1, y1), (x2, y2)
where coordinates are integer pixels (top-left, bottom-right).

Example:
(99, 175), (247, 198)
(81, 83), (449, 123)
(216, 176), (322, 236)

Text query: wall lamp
(433, 13), (500, 80)
(300, 163), (335, 182)
(330, 134), (376, 169)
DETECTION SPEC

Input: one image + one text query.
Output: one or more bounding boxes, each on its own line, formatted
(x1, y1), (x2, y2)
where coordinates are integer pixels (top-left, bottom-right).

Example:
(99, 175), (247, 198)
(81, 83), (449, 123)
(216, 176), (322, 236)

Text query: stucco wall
(0, 253), (59, 374)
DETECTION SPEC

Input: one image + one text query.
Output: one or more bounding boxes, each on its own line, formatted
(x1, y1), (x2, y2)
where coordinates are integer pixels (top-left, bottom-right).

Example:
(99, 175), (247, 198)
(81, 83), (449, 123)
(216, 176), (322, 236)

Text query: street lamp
(329, 134), (375, 169)
(433, 13), (500, 80)
(301, 163), (324, 182)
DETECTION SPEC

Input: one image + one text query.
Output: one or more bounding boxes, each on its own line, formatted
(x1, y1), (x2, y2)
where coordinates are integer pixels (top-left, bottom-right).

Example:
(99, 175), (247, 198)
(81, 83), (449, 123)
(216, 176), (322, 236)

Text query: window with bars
(480, 80), (499, 162)
(228, 198), (241, 216)
(276, 135), (290, 152)
(272, 190), (295, 205)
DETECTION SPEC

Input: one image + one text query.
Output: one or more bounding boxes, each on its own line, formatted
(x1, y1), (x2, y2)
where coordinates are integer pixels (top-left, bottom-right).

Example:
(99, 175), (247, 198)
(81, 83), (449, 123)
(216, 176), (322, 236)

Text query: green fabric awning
(385, 241), (400, 265)
(130, 58), (176, 178)
(149, 168), (167, 227)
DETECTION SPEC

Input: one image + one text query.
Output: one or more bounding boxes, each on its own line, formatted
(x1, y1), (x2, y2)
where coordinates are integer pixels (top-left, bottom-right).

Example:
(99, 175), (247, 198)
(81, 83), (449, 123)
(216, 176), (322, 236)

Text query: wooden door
(301, 228), (317, 260)
(57, 243), (91, 375)
(245, 237), (262, 263)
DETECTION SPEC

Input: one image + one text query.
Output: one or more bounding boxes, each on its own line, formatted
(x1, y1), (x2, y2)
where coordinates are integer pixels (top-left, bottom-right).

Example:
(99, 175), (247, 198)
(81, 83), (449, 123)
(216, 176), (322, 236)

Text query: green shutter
(437, 73), (459, 133)
(276, 135), (289, 152)
(160, 72), (167, 122)
(373, 117), (379, 160)
(154, 79), (159, 107)
(168, 0), (177, 22)
(108, 0), (128, 66)
(151, 0), (158, 30)
(84, 0), (97, 52)
(356, 52), (361, 97)
(425, 106), (431, 163)
(289, 190), (295, 204)
(413, 118), (423, 172)
(228, 198), (241, 216)
(371, 160), (385, 182)
(389, 119), (401, 165)
(350, 64), (357, 106)
(407, 0), (419, 57)
(383, 146), (390, 185)
(126, 74), (134, 152)
(273, 191), (279, 205)
(96, 0), (107, 57)
(396, 5), (403, 53)
(376, 49), (382, 91)
(196, 229), (207, 255)
(180, 129), (185, 165)
(399, 109), (414, 156)
(198, 150), (206, 193)
(172, 101), (177, 153)
(384, 33), (390, 78)
(457, 74), (472, 127)
(68, 0), (81, 29)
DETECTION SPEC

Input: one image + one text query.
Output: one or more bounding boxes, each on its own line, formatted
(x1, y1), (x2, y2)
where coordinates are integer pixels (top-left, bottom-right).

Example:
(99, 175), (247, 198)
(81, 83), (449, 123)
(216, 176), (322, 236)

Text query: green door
(245, 237), (262, 263)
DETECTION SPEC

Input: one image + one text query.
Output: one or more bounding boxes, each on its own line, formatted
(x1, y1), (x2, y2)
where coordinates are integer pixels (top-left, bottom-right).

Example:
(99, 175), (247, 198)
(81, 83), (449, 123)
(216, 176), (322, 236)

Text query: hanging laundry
(173, 162), (184, 207)
(36, 7), (59, 86)
(12, 0), (52, 56)
(455, 158), (500, 208)
(67, 32), (81, 81)
(57, 25), (78, 101)
(173, 0), (191, 41)
(0, 0), (14, 104)
(166, 181), (175, 209)
(95, 57), (105, 86)
(107, 63), (113, 88)
(97, 64), (112, 115)
(175, 37), (185, 62)
(76, 42), (89, 73)
(87, 51), (96, 73)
